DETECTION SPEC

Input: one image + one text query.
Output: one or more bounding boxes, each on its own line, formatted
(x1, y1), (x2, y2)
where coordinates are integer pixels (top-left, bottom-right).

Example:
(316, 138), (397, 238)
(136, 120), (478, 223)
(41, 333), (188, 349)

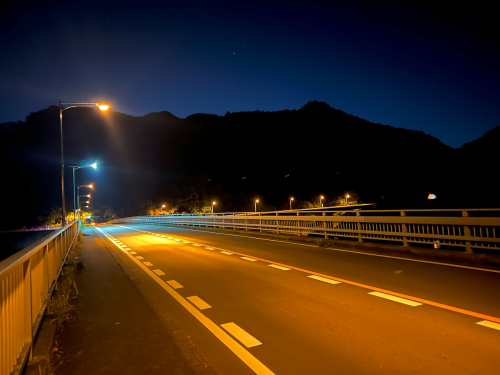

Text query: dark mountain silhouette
(0, 101), (497, 230)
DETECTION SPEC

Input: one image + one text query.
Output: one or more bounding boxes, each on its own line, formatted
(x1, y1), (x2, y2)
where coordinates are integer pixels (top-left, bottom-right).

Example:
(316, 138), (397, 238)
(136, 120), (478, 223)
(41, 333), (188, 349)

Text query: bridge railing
(112, 209), (500, 253)
(0, 221), (79, 375)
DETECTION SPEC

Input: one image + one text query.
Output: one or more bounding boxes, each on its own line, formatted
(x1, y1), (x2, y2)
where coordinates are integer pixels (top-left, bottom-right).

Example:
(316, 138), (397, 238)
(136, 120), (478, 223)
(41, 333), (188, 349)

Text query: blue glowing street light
(70, 162), (97, 220)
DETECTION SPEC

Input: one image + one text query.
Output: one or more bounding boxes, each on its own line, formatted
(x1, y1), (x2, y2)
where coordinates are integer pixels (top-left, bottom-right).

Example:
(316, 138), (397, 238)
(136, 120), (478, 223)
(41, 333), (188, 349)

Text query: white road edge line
(146, 225), (499, 273)
(476, 320), (500, 330)
(369, 291), (423, 307)
(95, 227), (275, 375)
(166, 280), (183, 289)
(267, 264), (290, 271)
(308, 275), (341, 284)
(187, 296), (212, 310)
(221, 323), (262, 348)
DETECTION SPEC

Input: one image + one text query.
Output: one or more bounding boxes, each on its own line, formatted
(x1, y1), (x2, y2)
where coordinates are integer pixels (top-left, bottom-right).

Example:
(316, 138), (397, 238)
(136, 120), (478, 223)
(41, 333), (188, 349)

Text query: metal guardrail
(0, 221), (78, 375)
(113, 209), (500, 253)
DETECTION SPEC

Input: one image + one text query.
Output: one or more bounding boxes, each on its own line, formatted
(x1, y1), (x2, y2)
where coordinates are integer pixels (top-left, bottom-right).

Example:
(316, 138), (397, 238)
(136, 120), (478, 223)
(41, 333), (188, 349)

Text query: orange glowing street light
(57, 101), (109, 225)
(346, 194), (350, 204)
(211, 201), (216, 214)
(255, 199), (259, 212)
(320, 196), (324, 208)
(290, 197), (294, 210)
(76, 184), (94, 221)
(160, 204), (166, 213)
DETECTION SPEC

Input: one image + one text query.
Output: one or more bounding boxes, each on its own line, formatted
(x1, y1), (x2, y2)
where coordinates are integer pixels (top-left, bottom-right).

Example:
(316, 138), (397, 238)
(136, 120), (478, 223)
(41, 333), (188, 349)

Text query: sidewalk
(51, 227), (200, 375)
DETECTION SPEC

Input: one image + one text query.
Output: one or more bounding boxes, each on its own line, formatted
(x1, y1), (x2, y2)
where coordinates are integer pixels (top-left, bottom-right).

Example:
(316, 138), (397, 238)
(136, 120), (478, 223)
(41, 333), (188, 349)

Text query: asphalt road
(95, 224), (500, 375)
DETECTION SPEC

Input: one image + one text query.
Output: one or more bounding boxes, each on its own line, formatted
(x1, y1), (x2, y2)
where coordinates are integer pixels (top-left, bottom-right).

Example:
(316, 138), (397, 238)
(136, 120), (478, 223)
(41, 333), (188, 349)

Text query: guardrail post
(297, 212), (300, 236)
(245, 213), (248, 231)
(356, 211), (363, 242)
(322, 212), (327, 238)
(23, 259), (33, 361)
(462, 210), (472, 253)
(401, 211), (408, 247)
(259, 213), (262, 232)
(276, 212), (280, 234)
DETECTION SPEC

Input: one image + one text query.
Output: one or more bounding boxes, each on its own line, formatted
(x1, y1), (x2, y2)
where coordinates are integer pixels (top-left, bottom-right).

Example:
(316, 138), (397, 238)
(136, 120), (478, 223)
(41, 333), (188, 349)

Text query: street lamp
(320, 196), (324, 208)
(211, 201), (216, 214)
(58, 101), (108, 226)
(255, 199), (259, 212)
(70, 162), (97, 220)
(160, 204), (166, 214)
(346, 194), (350, 205)
(77, 184), (93, 221)
(290, 197), (294, 210)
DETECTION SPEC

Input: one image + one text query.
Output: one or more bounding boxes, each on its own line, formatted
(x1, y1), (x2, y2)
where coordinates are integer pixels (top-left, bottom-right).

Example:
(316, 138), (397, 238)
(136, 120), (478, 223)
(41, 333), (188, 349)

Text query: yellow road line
(115, 225), (500, 324)
(95, 227), (275, 375)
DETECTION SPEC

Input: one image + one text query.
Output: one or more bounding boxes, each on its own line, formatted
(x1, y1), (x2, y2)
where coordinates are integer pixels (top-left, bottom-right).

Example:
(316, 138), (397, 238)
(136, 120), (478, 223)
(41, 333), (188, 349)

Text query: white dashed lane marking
(187, 296), (212, 310)
(153, 269), (166, 276)
(143, 262), (153, 266)
(221, 251), (233, 255)
(129, 251), (137, 254)
(125, 247), (131, 250)
(268, 264), (291, 271)
(221, 323), (262, 348)
(167, 280), (183, 289)
(205, 247), (215, 250)
(136, 256), (144, 260)
(241, 257), (258, 262)
(476, 320), (500, 330)
(369, 291), (422, 307)
(308, 275), (341, 285)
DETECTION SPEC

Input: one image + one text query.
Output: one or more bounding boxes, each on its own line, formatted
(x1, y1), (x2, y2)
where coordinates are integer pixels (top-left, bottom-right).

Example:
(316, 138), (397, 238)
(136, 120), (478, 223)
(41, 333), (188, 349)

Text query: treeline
(1, 101), (498, 229)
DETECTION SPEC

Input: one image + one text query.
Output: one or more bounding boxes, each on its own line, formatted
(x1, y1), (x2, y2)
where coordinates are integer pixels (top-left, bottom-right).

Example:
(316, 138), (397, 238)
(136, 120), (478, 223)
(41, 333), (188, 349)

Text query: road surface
(94, 224), (500, 375)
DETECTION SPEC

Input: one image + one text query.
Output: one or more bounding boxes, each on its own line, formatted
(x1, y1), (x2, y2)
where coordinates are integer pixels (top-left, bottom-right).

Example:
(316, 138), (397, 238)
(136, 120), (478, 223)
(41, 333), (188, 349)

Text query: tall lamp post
(255, 199), (259, 212)
(290, 197), (294, 210)
(160, 204), (166, 214)
(211, 201), (216, 214)
(70, 162), (97, 220)
(320, 196), (324, 208)
(59, 102), (108, 226)
(346, 194), (350, 205)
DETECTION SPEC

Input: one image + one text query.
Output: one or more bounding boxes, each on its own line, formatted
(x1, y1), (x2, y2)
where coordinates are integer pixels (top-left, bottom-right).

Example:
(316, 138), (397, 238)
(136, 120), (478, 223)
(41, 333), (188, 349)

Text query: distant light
(162, 204), (166, 208)
(256, 199), (259, 203)
(213, 201), (216, 205)
(89, 184), (93, 188)
(291, 198), (294, 201)
(347, 194), (350, 198)
(91, 162), (97, 169)
(98, 104), (109, 111)
(428, 193), (437, 200)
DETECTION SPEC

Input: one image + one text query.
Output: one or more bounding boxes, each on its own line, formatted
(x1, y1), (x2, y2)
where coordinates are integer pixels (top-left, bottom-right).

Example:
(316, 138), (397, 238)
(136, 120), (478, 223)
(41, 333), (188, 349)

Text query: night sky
(1, 0), (498, 148)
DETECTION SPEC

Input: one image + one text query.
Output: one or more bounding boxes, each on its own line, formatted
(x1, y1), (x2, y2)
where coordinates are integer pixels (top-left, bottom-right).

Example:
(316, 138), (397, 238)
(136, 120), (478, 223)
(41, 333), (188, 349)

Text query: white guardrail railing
(112, 209), (500, 253)
(0, 221), (78, 375)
